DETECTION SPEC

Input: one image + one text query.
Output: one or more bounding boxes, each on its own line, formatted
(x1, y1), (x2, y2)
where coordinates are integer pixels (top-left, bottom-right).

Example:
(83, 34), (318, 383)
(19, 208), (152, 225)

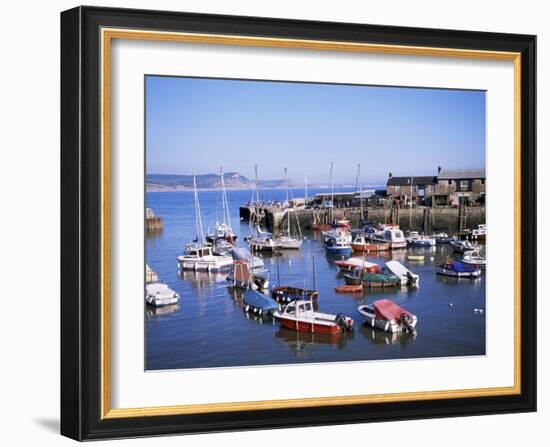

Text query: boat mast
(304, 172), (308, 205)
(192, 171), (205, 243)
(355, 163), (363, 222)
(329, 162), (334, 223)
(220, 166), (232, 229)
(284, 167), (291, 235)
(312, 255), (317, 290)
(410, 175), (414, 231)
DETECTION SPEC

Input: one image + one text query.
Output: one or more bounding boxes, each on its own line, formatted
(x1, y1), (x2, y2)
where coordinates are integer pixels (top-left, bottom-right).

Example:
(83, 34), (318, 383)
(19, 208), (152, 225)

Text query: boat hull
(276, 316), (342, 335)
(271, 287), (319, 303)
(177, 257), (233, 272)
(436, 267), (481, 278)
(351, 243), (390, 252)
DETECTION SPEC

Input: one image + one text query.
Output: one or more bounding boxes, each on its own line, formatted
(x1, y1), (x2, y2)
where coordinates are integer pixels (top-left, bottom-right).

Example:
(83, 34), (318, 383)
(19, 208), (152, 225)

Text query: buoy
(449, 303), (454, 307)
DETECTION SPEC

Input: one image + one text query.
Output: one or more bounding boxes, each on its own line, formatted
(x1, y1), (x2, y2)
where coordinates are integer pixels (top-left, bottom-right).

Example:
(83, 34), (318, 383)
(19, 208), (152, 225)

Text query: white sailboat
(275, 167), (303, 250)
(206, 167), (237, 244)
(248, 164), (282, 252)
(177, 172), (234, 272)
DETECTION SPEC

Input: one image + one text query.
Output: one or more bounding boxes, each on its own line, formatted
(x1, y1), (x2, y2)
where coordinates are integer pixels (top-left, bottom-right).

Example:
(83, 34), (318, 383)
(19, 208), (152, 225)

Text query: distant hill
(146, 172), (289, 192)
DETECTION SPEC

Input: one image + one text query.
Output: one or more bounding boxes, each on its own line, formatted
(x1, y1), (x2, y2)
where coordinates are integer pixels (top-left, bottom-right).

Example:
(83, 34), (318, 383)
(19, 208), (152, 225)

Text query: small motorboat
(227, 260), (269, 290)
(344, 269), (401, 288)
(273, 299), (354, 335)
(370, 227), (407, 249)
(324, 235), (352, 255)
(358, 299), (417, 334)
(351, 234), (390, 252)
(458, 250), (486, 269)
(145, 282), (180, 307)
(334, 258), (380, 273)
(449, 239), (478, 254)
(177, 244), (234, 272)
(385, 260), (420, 286)
(206, 223), (237, 244)
(432, 233), (457, 244)
(271, 286), (319, 303)
(322, 227), (352, 244)
(406, 231), (436, 247)
(243, 289), (280, 315)
(436, 260), (482, 278)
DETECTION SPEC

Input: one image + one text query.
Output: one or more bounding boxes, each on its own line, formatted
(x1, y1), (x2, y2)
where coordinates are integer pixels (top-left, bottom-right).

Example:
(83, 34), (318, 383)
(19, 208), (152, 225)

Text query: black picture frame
(61, 5), (536, 441)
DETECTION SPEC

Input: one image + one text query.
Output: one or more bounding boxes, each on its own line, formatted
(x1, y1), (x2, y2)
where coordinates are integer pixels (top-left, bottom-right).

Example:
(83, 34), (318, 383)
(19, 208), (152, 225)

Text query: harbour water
(146, 189), (486, 370)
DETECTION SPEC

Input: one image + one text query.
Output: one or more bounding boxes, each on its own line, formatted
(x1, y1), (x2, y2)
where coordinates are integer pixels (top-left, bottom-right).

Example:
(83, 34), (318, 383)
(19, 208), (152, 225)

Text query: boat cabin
(185, 245), (214, 258)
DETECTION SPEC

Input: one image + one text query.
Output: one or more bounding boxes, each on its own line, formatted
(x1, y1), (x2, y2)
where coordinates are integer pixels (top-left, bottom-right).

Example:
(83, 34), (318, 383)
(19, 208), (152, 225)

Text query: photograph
(144, 76), (488, 370)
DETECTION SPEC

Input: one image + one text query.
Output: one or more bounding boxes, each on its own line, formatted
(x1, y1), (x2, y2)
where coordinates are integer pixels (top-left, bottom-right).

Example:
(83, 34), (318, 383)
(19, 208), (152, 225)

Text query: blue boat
(436, 260), (481, 278)
(244, 289), (280, 315)
(324, 235), (352, 255)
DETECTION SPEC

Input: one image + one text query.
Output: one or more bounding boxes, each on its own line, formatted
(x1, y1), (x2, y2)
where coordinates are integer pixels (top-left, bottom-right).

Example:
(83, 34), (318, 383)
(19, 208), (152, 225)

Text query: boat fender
(245, 304), (250, 312)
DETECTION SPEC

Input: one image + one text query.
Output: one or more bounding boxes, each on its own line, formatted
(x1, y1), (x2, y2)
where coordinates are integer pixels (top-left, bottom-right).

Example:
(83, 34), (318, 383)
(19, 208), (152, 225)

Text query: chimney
(388, 172), (392, 178)
(438, 166), (442, 174)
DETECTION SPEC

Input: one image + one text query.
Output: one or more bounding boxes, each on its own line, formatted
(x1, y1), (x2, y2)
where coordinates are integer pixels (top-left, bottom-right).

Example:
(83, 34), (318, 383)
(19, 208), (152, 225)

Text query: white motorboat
(178, 244), (233, 272)
(145, 282), (180, 307)
(406, 231), (436, 247)
(459, 250), (487, 269)
(385, 260), (420, 286)
(450, 239), (478, 254)
(370, 227), (407, 249)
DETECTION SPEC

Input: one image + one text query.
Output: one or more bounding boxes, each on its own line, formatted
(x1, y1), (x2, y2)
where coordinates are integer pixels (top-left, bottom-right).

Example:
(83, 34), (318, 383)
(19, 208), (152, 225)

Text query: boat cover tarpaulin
(450, 261), (478, 272)
(374, 299), (411, 321)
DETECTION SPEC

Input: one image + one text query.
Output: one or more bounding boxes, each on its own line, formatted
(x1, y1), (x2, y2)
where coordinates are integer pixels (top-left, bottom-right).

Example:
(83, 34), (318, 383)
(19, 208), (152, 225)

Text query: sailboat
(206, 167), (237, 245)
(247, 164), (282, 252)
(323, 162), (352, 254)
(275, 168), (303, 250)
(177, 172), (234, 272)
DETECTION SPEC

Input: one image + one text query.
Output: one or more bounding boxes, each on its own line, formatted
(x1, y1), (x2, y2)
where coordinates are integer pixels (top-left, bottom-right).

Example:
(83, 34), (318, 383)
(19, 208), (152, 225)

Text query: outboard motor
(336, 314), (353, 332)
(400, 313), (416, 334)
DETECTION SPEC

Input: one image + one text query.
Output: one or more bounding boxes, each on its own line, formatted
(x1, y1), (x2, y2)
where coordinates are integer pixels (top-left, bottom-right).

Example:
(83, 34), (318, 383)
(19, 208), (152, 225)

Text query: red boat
(334, 258), (380, 273)
(274, 300), (354, 335)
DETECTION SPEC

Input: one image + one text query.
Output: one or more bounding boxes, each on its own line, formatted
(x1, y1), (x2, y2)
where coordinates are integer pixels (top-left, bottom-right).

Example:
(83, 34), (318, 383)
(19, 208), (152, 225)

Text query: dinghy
(450, 239), (478, 254)
(145, 282), (180, 307)
(385, 260), (420, 286)
(351, 234), (389, 252)
(358, 299), (417, 334)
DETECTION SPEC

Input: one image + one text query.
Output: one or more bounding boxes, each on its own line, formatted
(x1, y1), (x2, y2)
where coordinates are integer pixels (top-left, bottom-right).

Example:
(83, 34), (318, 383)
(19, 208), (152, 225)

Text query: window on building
(395, 186), (400, 193)
(448, 180), (452, 185)
(460, 180), (468, 190)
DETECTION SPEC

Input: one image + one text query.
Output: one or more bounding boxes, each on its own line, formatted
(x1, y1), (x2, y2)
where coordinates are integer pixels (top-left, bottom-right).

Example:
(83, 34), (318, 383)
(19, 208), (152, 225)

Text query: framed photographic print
(60, 6), (536, 441)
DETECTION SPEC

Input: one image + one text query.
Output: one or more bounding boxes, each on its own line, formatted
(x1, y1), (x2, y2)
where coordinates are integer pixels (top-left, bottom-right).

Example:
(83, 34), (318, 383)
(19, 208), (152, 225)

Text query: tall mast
(220, 166), (232, 228)
(355, 163), (364, 221)
(193, 171), (204, 243)
(304, 172), (308, 204)
(329, 162), (334, 222)
(410, 175), (414, 230)
(284, 167), (290, 234)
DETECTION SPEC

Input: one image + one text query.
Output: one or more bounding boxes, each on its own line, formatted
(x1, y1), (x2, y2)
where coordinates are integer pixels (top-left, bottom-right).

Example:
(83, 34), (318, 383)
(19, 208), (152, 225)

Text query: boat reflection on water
(435, 274), (483, 287)
(145, 303), (180, 319)
(178, 270), (228, 287)
(274, 327), (352, 357)
(358, 324), (417, 346)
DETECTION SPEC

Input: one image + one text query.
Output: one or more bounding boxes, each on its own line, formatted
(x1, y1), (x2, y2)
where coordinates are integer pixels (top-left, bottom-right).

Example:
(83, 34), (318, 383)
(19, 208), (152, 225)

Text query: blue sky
(146, 76), (486, 184)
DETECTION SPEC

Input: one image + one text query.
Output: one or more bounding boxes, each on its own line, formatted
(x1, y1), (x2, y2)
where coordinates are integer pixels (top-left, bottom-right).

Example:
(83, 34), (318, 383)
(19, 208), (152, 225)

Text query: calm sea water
(145, 188), (486, 370)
